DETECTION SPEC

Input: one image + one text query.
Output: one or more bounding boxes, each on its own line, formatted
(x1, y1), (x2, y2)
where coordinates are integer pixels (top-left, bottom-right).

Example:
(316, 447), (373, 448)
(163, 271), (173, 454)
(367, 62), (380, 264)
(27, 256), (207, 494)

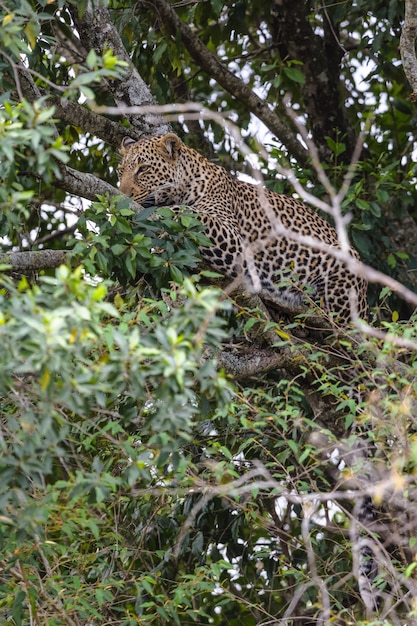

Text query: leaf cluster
(71, 196), (211, 288)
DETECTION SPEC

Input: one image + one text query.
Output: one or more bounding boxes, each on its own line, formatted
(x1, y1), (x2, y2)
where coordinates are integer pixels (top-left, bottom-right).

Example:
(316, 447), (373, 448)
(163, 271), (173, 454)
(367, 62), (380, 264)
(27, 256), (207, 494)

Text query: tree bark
(0, 250), (68, 271)
(216, 347), (292, 379)
(269, 0), (355, 160)
(44, 95), (136, 149)
(55, 165), (122, 202)
(400, 0), (417, 101)
(68, 2), (171, 136)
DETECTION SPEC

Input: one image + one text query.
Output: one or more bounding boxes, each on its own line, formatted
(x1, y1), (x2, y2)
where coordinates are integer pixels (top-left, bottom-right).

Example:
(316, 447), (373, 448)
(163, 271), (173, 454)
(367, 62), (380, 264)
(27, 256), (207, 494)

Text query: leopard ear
(120, 136), (137, 154)
(160, 133), (182, 159)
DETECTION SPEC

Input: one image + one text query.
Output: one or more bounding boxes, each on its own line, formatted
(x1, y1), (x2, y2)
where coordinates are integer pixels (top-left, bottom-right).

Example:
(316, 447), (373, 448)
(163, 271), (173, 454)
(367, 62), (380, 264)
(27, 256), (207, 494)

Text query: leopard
(118, 133), (381, 611)
(118, 132), (368, 325)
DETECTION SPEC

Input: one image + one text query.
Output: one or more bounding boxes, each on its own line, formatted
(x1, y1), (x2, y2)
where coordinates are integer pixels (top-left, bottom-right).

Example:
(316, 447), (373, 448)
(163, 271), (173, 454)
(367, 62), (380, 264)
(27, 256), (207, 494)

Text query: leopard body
(118, 133), (368, 323)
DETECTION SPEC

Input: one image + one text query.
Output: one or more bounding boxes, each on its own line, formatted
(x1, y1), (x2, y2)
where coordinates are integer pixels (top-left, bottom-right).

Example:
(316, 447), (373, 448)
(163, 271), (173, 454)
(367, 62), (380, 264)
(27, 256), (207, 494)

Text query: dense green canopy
(0, 1), (417, 624)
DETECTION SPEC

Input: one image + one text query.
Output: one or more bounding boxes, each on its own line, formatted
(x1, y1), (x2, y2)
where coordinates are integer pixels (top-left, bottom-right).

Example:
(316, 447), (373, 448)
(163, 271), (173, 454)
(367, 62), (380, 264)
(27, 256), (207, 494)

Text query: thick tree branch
(55, 165), (121, 202)
(6, 68), (134, 148)
(216, 347), (292, 379)
(269, 0), (354, 160)
(49, 97), (132, 147)
(400, 0), (417, 101)
(53, 165), (143, 212)
(68, 2), (171, 136)
(140, 0), (308, 165)
(37, 93), (136, 149)
(0, 250), (68, 271)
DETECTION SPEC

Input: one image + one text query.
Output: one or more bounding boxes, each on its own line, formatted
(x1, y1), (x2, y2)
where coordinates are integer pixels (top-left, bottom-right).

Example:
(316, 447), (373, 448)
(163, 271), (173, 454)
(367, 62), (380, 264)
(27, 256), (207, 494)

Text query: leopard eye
(136, 165), (150, 175)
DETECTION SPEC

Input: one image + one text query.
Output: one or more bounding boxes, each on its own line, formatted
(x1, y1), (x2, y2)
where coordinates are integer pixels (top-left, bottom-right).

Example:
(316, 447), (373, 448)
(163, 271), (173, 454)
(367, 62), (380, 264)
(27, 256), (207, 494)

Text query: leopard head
(118, 133), (184, 207)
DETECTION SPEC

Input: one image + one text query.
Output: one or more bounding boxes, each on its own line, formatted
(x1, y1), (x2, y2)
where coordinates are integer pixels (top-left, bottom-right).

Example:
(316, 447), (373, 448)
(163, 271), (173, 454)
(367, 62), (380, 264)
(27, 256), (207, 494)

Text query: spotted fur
(118, 133), (380, 611)
(118, 133), (368, 324)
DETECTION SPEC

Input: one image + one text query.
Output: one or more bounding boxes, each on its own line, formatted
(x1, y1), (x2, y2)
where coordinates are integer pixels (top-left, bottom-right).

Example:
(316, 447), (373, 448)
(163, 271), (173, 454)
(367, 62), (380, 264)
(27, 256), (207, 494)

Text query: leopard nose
(119, 180), (132, 196)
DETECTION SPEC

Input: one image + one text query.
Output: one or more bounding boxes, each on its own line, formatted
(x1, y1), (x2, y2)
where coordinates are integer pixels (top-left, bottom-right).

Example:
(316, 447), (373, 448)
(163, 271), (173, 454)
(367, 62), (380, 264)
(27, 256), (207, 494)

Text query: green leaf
(92, 283), (107, 301)
(86, 49), (98, 69)
(170, 265), (183, 283)
(125, 253), (136, 278)
(283, 66), (305, 83)
(153, 42), (168, 65)
(111, 243), (128, 255)
(355, 198), (370, 211)
(79, 85), (95, 100)
(210, 0), (224, 16)
(157, 606), (170, 620)
(115, 217), (133, 234)
(369, 202), (382, 217)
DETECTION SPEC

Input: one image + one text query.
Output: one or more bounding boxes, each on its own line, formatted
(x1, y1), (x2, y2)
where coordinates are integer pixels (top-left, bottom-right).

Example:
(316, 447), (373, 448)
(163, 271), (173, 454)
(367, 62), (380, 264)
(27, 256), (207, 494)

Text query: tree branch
(216, 347), (292, 379)
(54, 165), (121, 202)
(40, 93), (136, 148)
(400, 0), (417, 101)
(0, 250), (68, 271)
(140, 0), (308, 165)
(68, 2), (171, 136)
(269, 0), (355, 160)
(52, 165), (144, 212)
(4, 67), (135, 148)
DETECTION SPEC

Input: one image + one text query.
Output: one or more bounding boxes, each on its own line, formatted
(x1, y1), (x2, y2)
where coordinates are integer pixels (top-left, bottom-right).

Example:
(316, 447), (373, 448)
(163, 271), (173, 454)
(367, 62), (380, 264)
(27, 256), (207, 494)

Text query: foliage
(0, 0), (417, 625)
(0, 265), (232, 623)
(2, 260), (417, 624)
(71, 197), (211, 285)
